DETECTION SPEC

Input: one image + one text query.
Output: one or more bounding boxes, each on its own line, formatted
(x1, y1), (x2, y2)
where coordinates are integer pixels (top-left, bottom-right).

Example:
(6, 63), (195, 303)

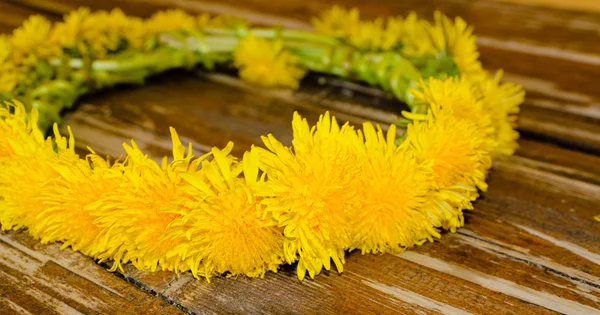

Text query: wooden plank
(515, 139), (600, 185)
(0, 231), (185, 314)
(497, 0), (600, 13)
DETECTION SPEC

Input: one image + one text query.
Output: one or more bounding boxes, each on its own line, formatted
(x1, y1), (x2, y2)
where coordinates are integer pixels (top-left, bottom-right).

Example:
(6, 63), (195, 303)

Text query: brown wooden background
(1, 0), (600, 314)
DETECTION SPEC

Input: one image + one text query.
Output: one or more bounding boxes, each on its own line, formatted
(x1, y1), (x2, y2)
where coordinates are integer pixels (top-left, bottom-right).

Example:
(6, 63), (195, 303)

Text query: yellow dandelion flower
(167, 148), (284, 280)
(410, 76), (494, 142)
(145, 9), (197, 35)
(100, 8), (147, 49)
(51, 8), (143, 57)
(381, 16), (404, 50)
(196, 13), (212, 28)
(348, 122), (439, 254)
(347, 18), (386, 51)
(88, 129), (208, 273)
(11, 15), (61, 64)
(0, 35), (9, 62)
(83, 8), (137, 56)
(472, 71), (524, 158)
(0, 66), (19, 95)
(50, 7), (88, 50)
(312, 5), (360, 38)
(123, 16), (147, 49)
(431, 11), (484, 78)
(405, 77), (503, 230)
(312, 8), (405, 51)
(399, 11), (483, 78)
(0, 35), (20, 94)
(0, 101), (43, 158)
(0, 147), (56, 231)
(407, 109), (491, 191)
(206, 14), (249, 29)
(400, 13), (438, 58)
(254, 112), (361, 280)
(405, 109), (493, 231)
(233, 34), (306, 89)
(25, 133), (117, 254)
(0, 102), (75, 232)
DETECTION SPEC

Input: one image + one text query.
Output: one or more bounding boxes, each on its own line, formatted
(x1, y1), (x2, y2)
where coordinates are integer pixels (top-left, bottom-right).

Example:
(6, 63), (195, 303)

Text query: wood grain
(1, 1), (600, 314)
(0, 230), (185, 315)
(497, 0), (600, 13)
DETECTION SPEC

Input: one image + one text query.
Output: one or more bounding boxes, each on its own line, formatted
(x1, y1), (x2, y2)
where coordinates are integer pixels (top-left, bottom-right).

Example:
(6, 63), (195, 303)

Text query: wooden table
(1, 0), (599, 314)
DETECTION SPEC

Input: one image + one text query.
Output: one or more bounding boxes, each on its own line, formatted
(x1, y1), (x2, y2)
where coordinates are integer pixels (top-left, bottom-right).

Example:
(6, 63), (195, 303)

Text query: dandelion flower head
(472, 71), (524, 158)
(255, 112), (361, 280)
(349, 122), (439, 254)
(168, 148), (284, 280)
(311, 6), (360, 38)
(234, 34), (306, 89)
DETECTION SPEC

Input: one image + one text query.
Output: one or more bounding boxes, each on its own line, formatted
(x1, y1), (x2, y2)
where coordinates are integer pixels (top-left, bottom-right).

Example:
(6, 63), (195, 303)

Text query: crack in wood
(99, 262), (201, 315)
(457, 231), (600, 290)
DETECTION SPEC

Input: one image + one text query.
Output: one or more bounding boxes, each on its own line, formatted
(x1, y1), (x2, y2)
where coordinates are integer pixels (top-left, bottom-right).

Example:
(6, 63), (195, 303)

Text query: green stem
(33, 25), (448, 131)
(290, 44), (420, 104)
(250, 28), (341, 46)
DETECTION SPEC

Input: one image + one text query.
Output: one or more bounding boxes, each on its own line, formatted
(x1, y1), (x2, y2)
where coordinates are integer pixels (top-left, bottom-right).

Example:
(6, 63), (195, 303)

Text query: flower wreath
(0, 6), (524, 281)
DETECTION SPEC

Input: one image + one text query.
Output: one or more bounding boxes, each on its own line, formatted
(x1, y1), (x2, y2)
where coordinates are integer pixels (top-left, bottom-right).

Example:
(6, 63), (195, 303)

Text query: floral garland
(0, 6), (524, 281)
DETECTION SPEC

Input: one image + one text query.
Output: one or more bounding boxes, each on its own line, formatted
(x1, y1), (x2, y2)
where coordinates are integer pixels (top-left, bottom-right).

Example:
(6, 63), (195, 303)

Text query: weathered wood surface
(499, 0), (600, 13)
(1, 1), (600, 314)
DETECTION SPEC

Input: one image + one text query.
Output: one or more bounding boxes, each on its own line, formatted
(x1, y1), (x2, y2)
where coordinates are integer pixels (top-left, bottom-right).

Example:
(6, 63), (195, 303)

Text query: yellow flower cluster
(11, 15), (62, 65)
(408, 74), (523, 158)
(50, 7), (145, 57)
(0, 6), (524, 282)
(312, 6), (484, 77)
(0, 8), (248, 96)
(234, 34), (306, 89)
(0, 101), (284, 280)
(472, 71), (524, 157)
(0, 15), (63, 94)
(0, 71), (499, 280)
(0, 35), (19, 94)
(312, 7), (397, 51)
(49, 8), (234, 57)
